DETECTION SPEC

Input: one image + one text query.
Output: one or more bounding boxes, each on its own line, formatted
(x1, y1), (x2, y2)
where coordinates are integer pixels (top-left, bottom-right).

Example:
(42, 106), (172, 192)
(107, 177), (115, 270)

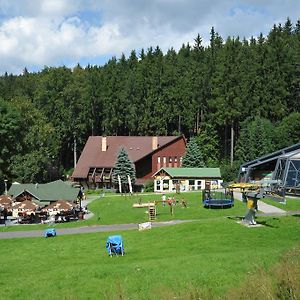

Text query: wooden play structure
(132, 201), (157, 221)
(148, 205), (156, 221)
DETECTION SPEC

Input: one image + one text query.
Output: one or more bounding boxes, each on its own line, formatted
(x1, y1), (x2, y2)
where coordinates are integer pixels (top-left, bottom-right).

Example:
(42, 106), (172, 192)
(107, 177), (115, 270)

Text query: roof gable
(153, 167), (221, 178)
(8, 180), (79, 202)
(241, 142), (300, 168)
(72, 135), (184, 178)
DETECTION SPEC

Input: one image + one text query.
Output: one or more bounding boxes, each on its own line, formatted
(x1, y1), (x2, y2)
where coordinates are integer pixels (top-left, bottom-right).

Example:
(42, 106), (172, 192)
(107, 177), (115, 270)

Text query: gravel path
(0, 220), (194, 239)
(233, 192), (286, 214)
(1, 193), (297, 240)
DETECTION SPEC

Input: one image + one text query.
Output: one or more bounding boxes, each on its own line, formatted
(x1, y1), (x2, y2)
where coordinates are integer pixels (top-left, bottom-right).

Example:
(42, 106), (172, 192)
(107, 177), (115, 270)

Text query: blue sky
(0, 0), (299, 75)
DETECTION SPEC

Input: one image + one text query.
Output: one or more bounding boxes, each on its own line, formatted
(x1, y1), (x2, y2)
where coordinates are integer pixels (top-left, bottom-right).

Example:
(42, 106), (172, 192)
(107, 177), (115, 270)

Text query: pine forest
(0, 18), (299, 184)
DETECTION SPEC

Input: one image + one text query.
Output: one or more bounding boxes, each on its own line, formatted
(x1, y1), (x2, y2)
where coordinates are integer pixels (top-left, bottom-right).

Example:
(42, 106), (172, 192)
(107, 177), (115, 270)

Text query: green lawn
(0, 216), (299, 299)
(0, 192), (247, 232)
(87, 192), (246, 225)
(262, 197), (300, 211)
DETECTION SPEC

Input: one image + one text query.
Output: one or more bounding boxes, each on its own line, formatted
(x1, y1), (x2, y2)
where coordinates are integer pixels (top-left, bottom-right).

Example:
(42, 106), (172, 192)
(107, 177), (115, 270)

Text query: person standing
(167, 197), (173, 215)
(162, 194), (166, 207)
(3, 207), (8, 227)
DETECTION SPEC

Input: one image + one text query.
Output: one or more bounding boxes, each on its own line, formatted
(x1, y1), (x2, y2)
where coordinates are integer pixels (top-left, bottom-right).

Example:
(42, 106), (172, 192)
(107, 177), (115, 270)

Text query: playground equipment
(106, 235), (124, 257)
(148, 205), (156, 221)
(202, 181), (234, 209)
(226, 181), (285, 225)
(202, 190), (234, 208)
(132, 201), (157, 221)
(44, 228), (56, 237)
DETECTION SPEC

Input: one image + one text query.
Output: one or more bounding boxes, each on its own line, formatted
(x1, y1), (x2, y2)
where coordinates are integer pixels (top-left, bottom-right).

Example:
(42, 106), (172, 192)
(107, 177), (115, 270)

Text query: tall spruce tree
(182, 137), (205, 168)
(196, 123), (220, 167)
(112, 147), (136, 191)
(235, 117), (275, 162)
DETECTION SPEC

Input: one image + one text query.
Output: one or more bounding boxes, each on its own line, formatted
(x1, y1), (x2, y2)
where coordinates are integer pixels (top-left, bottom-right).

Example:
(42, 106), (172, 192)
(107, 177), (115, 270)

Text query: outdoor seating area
(0, 196), (84, 225)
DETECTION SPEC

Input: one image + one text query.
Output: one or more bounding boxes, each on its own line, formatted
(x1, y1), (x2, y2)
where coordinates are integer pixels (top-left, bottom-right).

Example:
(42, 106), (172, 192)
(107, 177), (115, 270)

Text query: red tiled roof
(72, 136), (182, 179)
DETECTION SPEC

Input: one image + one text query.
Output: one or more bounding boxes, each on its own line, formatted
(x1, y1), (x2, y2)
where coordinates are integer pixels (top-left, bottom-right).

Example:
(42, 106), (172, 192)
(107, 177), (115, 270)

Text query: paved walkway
(233, 192), (286, 215)
(1, 193), (297, 240)
(0, 220), (193, 239)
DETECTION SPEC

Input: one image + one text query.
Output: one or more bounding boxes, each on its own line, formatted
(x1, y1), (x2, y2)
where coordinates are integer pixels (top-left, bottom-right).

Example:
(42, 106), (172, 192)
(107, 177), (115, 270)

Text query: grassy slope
(1, 216), (299, 299)
(0, 192), (246, 232)
(262, 197), (300, 211)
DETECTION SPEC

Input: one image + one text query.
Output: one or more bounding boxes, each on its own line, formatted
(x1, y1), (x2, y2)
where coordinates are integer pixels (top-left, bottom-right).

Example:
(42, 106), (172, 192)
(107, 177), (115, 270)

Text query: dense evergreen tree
(235, 117), (276, 162)
(195, 123), (220, 166)
(275, 112), (300, 148)
(112, 147), (136, 192)
(182, 137), (205, 168)
(0, 18), (299, 184)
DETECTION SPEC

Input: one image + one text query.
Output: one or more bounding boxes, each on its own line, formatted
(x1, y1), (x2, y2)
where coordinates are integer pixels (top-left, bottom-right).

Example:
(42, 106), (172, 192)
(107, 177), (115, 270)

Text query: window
(286, 160), (300, 188)
(163, 157), (167, 166)
(156, 180), (161, 191)
(179, 157), (183, 166)
(196, 180), (202, 190)
(189, 180), (195, 191)
(157, 156), (161, 164)
(163, 180), (169, 190)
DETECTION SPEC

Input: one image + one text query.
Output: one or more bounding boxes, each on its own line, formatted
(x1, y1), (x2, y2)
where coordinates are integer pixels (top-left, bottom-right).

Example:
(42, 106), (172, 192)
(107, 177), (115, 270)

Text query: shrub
(144, 180), (154, 192)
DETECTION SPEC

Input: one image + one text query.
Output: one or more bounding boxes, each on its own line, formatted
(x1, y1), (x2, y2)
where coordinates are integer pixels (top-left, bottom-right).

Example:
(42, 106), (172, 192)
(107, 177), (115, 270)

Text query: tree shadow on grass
(227, 216), (279, 228)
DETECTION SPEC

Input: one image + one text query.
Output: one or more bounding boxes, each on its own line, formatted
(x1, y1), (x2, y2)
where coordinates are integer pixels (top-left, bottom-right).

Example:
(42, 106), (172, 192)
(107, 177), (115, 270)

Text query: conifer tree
(196, 124), (220, 166)
(235, 117), (275, 162)
(182, 138), (205, 168)
(112, 147), (136, 191)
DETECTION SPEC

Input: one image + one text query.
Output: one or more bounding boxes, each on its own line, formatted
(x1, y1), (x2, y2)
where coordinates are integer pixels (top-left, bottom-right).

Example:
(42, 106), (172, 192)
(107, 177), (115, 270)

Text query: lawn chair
(44, 228), (56, 238)
(106, 235), (124, 257)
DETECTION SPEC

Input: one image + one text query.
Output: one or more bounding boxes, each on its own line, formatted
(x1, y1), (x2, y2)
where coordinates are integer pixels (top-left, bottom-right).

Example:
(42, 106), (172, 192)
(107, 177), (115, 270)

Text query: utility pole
(4, 179), (8, 195)
(230, 121), (234, 166)
(196, 109), (199, 134)
(74, 134), (77, 169)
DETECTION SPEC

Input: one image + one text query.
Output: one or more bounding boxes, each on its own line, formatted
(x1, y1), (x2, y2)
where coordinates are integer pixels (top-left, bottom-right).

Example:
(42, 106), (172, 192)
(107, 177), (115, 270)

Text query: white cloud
(0, 0), (81, 18)
(0, 0), (299, 74)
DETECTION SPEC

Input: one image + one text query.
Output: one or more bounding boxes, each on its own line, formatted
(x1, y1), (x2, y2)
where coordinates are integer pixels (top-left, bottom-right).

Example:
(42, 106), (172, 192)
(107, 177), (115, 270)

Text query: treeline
(0, 18), (300, 184)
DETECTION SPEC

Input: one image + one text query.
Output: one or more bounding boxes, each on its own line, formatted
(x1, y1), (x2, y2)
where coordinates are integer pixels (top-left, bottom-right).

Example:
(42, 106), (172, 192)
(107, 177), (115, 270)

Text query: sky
(0, 0), (299, 75)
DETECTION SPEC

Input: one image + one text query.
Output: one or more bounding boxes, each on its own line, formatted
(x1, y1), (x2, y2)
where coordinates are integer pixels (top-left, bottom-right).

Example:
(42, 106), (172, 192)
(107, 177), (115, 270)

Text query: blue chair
(106, 235), (124, 256)
(44, 228), (56, 238)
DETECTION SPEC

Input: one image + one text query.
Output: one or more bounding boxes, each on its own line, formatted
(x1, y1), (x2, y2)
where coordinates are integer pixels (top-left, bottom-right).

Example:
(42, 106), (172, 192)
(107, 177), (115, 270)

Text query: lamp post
(4, 179), (8, 195)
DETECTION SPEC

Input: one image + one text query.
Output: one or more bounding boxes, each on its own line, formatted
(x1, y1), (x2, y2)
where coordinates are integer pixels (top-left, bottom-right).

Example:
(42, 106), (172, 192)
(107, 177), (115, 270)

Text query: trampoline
(202, 190), (234, 209)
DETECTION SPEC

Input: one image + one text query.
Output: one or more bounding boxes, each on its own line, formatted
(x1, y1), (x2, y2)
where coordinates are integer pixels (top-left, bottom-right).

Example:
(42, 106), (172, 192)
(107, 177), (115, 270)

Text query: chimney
(152, 136), (158, 150)
(102, 136), (107, 151)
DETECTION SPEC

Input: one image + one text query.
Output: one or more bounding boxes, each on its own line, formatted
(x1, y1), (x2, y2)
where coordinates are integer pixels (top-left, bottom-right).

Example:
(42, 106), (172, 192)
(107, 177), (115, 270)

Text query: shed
(153, 167), (222, 192)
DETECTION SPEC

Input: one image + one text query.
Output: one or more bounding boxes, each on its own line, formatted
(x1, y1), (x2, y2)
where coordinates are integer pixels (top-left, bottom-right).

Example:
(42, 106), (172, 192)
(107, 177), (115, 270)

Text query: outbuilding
(153, 167), (222, 193)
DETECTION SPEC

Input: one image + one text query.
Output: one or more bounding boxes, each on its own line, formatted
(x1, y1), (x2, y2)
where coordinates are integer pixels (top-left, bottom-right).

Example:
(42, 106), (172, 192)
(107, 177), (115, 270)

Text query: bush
(220, 160), (241, 182)
(144, 180), (154, 192)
